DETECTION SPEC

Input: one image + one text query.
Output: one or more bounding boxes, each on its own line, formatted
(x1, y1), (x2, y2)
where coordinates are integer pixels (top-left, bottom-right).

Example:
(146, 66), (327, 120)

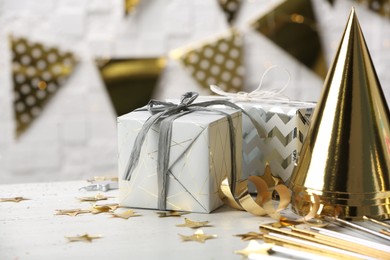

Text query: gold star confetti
(176, 218), (212, 229)
(234, 240), (273, 257)
(111, 210), (141, 219)
(90, 203), (119, 214)
(55, 209), (91, 217)
(0, 197), (30, 202)
(271, 217), (302, 228)
(77, 194), (114, 202)
(156, 211), (189, 218)
(235, 232), (264, 241)
(178, 229), (217, 243)
(65, 233), (102, 243)
(87, 176), (118, 182)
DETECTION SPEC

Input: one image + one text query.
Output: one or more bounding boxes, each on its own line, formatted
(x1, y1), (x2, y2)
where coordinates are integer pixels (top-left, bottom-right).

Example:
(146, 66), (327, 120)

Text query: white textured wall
(0, 0), (389, 184)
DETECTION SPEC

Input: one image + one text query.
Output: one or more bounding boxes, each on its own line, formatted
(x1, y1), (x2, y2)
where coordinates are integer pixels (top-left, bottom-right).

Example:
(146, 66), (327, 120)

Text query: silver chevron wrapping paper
(237, 101), (315, 187)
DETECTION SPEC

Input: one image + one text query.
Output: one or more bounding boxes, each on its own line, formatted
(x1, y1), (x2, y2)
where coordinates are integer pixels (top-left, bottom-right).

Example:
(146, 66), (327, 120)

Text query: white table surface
(1, 181), (389, 260)
(0, 180), (282, 260)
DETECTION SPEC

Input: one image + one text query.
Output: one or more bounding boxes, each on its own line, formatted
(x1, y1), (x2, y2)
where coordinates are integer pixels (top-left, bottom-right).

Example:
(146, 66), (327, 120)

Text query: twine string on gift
(210, 65), (291, 102)
(123, 92), (264, 210)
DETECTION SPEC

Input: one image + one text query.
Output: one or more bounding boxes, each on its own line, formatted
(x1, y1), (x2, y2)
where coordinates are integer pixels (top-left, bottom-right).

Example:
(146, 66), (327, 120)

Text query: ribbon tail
(123, 112), (164, 181)
(157, 111), (191, 210)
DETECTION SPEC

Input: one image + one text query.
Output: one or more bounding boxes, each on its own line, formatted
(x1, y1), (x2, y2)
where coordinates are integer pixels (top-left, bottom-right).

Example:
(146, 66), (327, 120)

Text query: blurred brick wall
(0, 0), (389, 183)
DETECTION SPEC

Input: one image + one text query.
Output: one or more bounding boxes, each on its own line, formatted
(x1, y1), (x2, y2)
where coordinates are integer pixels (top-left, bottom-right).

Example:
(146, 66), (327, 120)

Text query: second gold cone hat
(289, 8), (390, 220)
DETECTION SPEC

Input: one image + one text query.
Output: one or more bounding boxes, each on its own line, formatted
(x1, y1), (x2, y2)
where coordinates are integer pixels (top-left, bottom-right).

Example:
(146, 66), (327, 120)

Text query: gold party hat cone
(289, 8), (390, 220)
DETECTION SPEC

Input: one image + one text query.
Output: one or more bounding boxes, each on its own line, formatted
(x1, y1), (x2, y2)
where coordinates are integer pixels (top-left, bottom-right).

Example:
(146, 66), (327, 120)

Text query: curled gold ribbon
(220, 175), (291, 219)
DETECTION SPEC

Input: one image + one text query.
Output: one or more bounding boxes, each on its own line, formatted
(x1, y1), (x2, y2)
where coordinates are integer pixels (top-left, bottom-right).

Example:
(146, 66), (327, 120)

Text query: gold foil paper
(250, 0), (327, 78)
(11, 36), (78, 137)
(289, 8), (390, 220)
(171, 29), (245, 92)
(96, 58), (166, 116)
(124, 0), (140, 15)
(217, 0), (242, 24)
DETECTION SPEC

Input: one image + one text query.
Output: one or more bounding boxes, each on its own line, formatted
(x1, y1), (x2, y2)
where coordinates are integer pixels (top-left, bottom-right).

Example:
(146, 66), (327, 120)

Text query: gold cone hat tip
(289, 8), (390, 220)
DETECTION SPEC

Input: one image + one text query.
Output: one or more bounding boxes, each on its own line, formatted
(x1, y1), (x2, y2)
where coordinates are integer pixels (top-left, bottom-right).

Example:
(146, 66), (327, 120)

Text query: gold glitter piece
(0, 197), (30, 202)
(178, 229), (217, 243)
(111, 210), (141, 219)
(156, 211), (189, 218)
(235, 232), (264, 241)
(176, 218), (212, 229)
(65, 233), (102, 243)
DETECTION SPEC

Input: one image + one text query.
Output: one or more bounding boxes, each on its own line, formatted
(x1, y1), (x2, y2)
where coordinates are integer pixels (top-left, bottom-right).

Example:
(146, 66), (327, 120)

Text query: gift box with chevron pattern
(237, 101), (315, 186)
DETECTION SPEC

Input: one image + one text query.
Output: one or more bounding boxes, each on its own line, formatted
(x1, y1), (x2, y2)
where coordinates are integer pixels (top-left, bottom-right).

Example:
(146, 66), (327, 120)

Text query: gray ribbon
(123, 92), (264, 210)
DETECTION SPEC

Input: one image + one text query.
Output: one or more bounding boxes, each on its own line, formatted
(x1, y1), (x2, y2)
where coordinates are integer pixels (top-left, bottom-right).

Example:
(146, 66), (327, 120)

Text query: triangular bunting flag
(11, 36), (78, 137)
(124, 0), (141, 15)
(217, 0), (242, 24)
(172, 29), (245, 93)
(96, 57), (166, 116)
(250, 0), (327, 78)
(353, 0), (390, 19)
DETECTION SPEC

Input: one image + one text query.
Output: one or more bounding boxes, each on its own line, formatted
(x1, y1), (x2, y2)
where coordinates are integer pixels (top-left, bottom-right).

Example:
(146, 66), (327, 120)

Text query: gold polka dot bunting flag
(171, 29), (245, 93)
(217, 0), (242, 24)
(10, 36), (78, 137)
(250, 0), (327, 79)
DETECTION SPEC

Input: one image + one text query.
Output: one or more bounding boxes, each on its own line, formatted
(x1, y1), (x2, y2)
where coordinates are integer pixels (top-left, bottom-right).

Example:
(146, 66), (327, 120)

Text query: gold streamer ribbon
(220, 175), (292, 219)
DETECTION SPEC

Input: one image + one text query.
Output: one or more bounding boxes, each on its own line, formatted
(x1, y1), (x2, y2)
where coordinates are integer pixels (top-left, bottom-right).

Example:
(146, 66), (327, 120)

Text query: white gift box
(117, 109), (242, 213)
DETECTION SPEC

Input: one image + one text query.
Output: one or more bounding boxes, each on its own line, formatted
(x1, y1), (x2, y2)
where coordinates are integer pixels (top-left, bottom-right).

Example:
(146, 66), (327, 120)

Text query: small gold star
(90, 203), (119, 214)
(235, 232), (263, 241)
(176, 218), (212, 229)
(77, 194), (114, 202)
(234, 240), (273, 257)
(87, 176), (118, 182)
(271, 217), (302, 228)
(65, 233), (102, 242)
(156, 211), (189, 218)
(0, 197), (30, 202)
(55, 209), (91, 216)
(178, 229), (217, 243)
(111, 210), (141, 219)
